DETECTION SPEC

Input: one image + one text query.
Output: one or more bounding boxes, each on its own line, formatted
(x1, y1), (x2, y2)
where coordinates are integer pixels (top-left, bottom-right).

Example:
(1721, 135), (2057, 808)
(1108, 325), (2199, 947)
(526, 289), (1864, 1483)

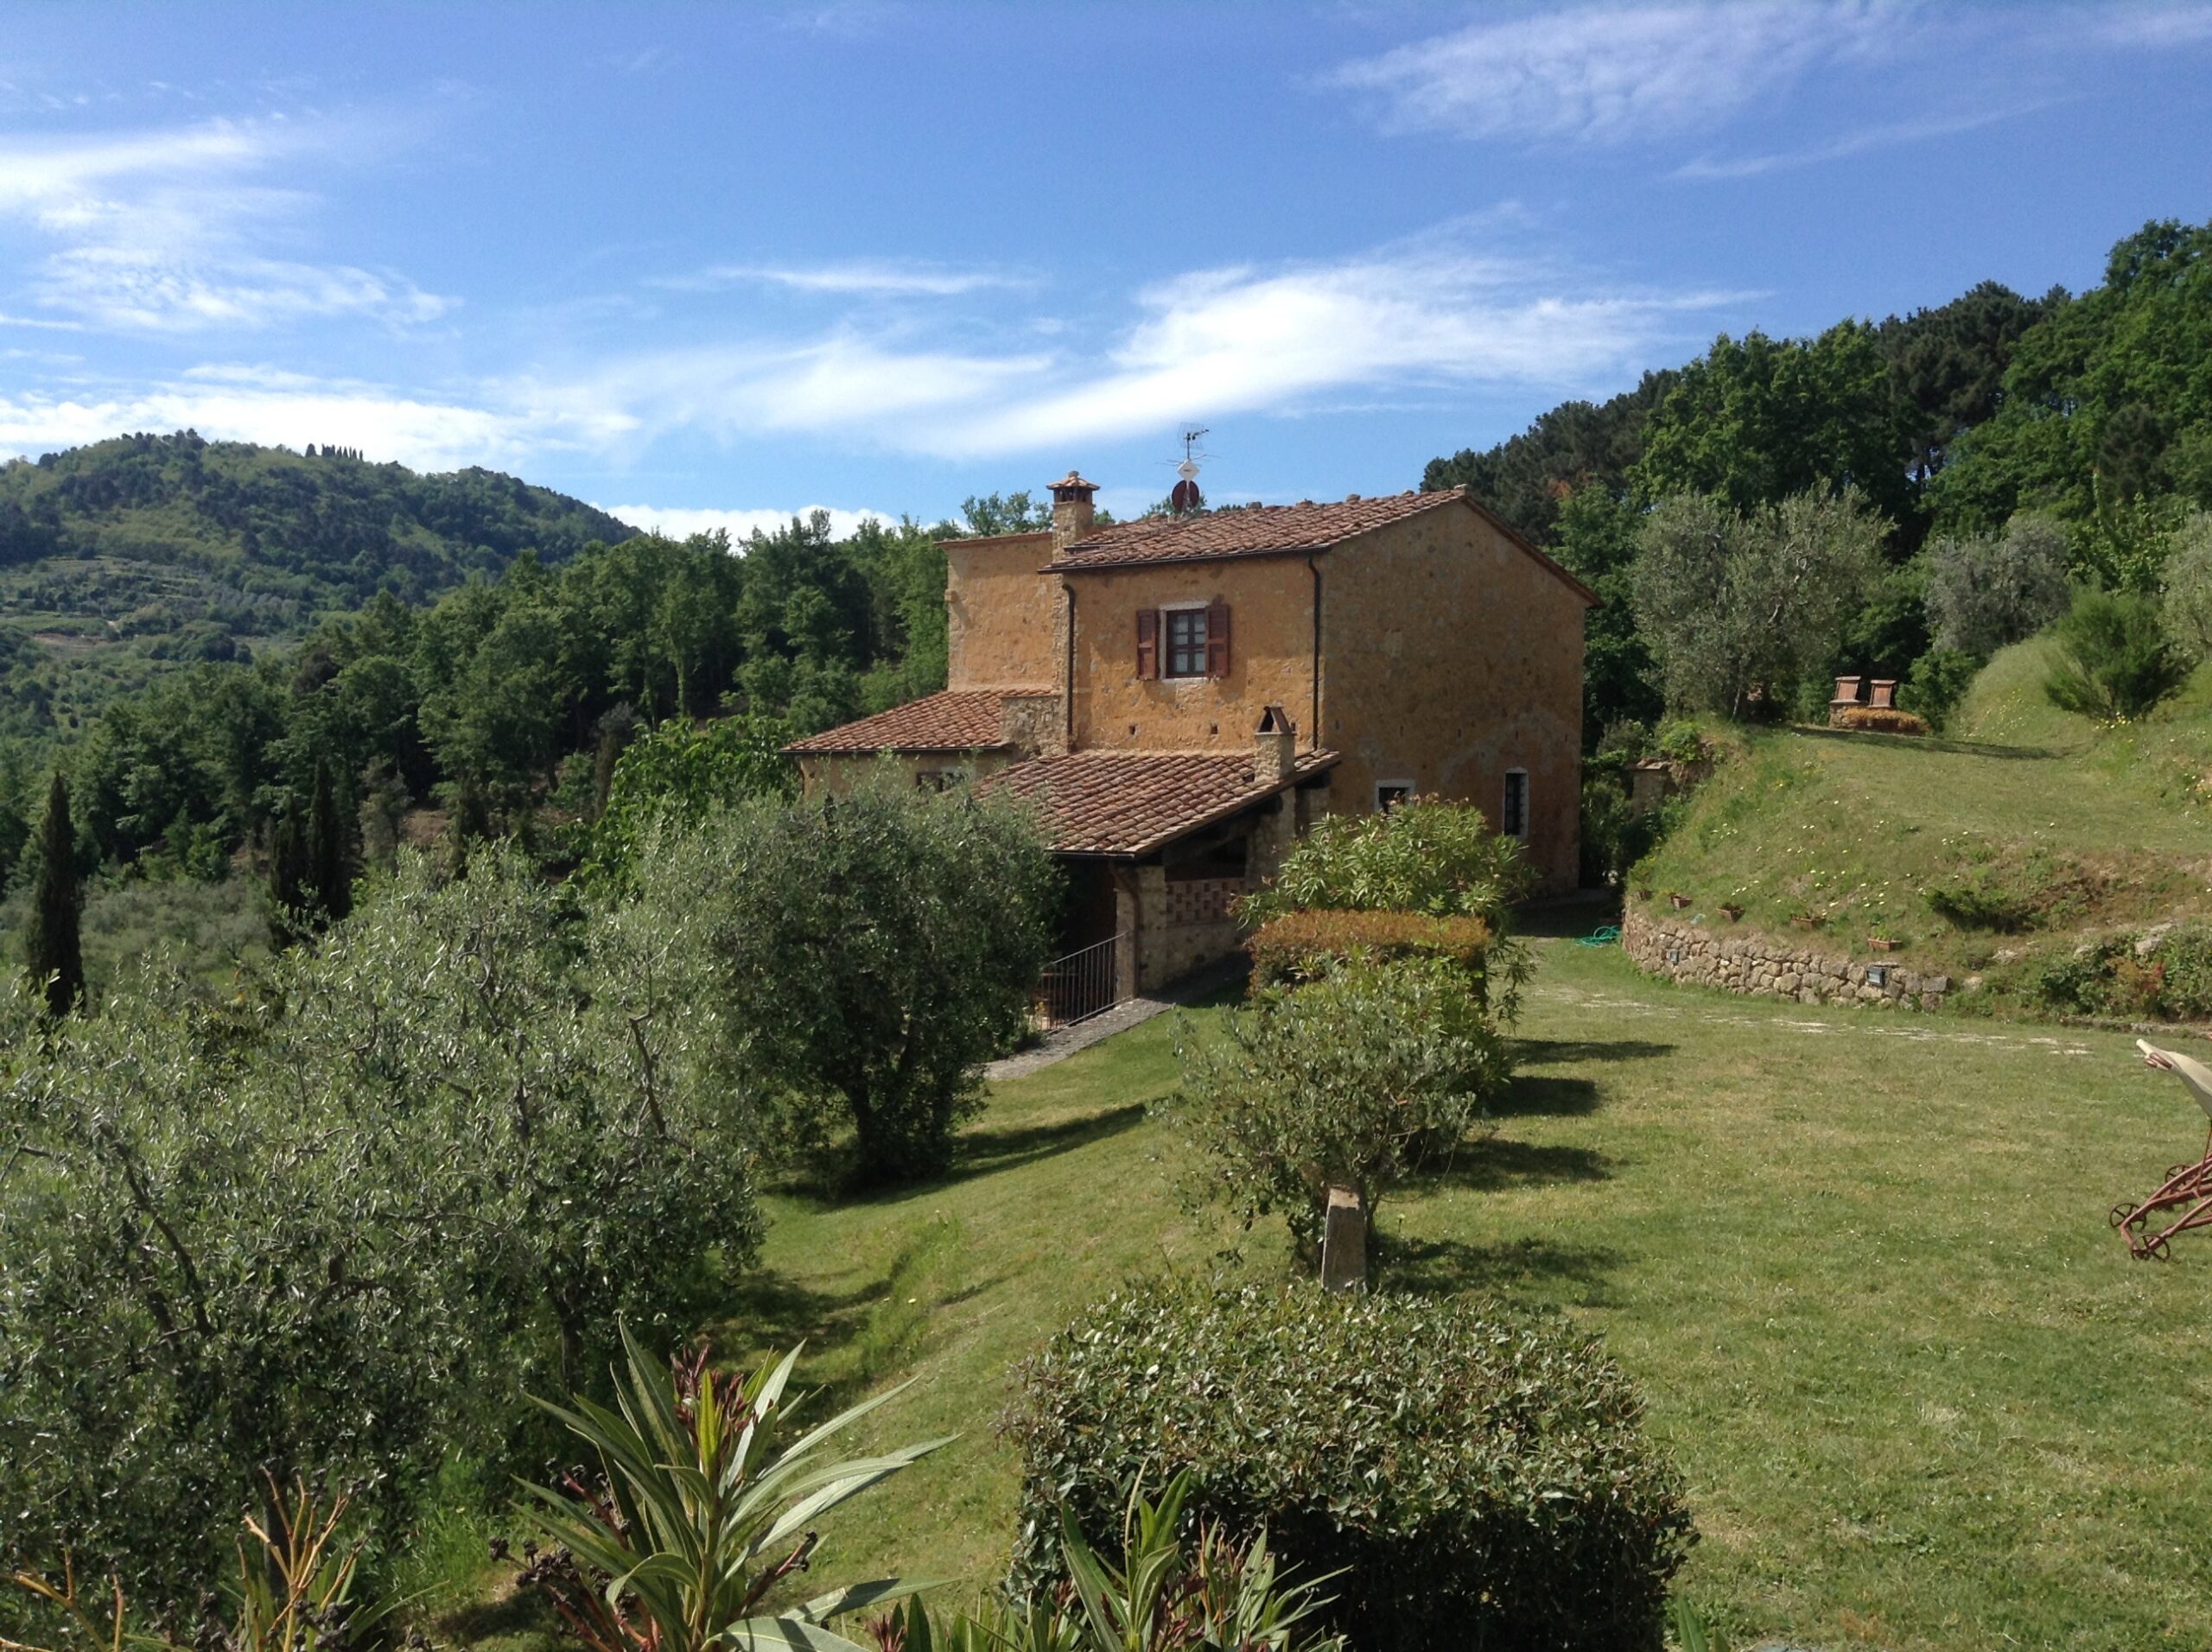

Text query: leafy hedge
(1246, 907), (1491, 988)
(1005, 1280), (1694, 1652)
(2031, 922), (2212, 1021)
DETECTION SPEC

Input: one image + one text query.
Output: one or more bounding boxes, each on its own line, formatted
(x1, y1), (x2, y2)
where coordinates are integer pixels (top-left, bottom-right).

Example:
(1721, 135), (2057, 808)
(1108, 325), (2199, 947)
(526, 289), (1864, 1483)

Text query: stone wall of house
(1121, 863), (1256, 993)
(1623, 907), (1951, 1010)
(945, 531), (1061, 691)
(1323, 501), (1587, 893)
(796, 748), (1021, 795)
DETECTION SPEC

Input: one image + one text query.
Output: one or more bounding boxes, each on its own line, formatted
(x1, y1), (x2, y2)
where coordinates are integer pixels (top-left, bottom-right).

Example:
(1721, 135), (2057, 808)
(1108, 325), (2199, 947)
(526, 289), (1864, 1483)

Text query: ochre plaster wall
(1065, 557), (1319, 753)
(1319, 504), (1586, 892)
(945, 533), (1060, 689)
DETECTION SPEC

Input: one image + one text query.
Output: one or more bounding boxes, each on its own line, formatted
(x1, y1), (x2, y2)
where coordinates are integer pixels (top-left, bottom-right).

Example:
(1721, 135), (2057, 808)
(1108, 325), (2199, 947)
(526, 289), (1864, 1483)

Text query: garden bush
(1240, 797), (1532, 1020)
(2043, 588), (2184, 723)
(2029, 921), (2212, 1022)
(1005, 1280), (1695, 1652)
(1925, 846), (2102, 933)
(1245, 907), (1491, 988)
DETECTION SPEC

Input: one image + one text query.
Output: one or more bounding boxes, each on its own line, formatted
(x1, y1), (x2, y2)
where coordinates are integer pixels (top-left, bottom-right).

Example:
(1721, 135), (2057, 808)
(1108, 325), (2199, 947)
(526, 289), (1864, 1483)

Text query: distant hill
(0, 431), (635, 734)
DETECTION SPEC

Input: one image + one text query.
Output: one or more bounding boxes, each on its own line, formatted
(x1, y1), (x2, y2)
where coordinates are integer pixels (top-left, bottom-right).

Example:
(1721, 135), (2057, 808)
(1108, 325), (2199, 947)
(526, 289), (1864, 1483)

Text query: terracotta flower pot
(1668, 893), (1693, 910)
(1634, 886), (1654, 902)
(1788, 912), (1821, 930)
(1870, 936), (1903, 952)
(1719, 904), (1744, 922)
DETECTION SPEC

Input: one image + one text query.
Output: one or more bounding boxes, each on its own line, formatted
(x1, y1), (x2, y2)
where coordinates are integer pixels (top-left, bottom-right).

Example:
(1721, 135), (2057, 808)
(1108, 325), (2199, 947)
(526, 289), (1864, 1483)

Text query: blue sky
(3, 3), (2209, 535)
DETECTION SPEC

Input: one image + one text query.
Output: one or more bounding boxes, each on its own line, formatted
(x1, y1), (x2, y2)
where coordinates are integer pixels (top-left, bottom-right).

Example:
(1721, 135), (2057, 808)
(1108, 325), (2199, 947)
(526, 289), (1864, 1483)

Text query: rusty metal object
(2112, 1040), (2212, 1260)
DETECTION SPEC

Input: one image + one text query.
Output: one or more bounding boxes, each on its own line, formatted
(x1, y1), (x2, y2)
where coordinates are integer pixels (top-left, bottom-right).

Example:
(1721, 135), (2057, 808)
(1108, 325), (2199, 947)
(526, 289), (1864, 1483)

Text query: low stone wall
(1623, 907), (1950, 1011)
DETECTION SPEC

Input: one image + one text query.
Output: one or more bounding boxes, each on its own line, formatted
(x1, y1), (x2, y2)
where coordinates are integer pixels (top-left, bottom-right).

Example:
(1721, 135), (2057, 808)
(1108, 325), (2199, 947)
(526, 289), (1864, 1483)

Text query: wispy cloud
(0, 113), (454, 332)
(599, 502), (890, 541)
(1675, 101), (2047, 179)
(1326, 2), (1904, 147)
(2094, 3), (2212, 46)
(655, 258), (1027, 297)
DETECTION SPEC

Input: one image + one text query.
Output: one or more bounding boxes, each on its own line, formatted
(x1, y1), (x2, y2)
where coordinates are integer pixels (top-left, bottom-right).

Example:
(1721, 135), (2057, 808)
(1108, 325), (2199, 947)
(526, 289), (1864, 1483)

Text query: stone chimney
(1255, 705), (1296, 783)
(1049, 470), (1098, 558)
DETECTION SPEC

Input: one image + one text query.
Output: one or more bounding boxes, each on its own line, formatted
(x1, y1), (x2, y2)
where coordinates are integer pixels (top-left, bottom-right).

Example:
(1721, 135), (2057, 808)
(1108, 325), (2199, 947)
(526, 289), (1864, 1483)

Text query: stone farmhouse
(786, 472), (1593, 1007)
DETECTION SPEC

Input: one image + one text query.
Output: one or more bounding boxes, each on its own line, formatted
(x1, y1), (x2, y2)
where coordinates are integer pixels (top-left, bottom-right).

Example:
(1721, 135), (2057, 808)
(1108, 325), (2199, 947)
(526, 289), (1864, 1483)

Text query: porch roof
(783, 688), (1054, 755)
(976, 747), (1338, 857)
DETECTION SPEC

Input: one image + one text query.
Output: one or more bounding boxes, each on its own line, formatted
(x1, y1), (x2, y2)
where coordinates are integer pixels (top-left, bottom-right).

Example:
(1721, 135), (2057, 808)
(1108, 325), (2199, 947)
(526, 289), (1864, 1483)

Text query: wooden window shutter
(1135, 607), (1159, 679)
(1205, 599), (1230, 677)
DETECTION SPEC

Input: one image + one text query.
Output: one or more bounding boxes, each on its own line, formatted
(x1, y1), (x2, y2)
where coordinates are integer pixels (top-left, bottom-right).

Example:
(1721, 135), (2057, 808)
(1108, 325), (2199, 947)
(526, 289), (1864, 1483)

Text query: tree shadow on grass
(1376, 1232), (1624, 1303)
(1437, 1136), (1611, 1192)
(1512, 1035), (1675, 1066)
(1489, 1072), (1602, 1119)
(1789, 724), (2067, 761)
(770, 1101), (1151, 1206)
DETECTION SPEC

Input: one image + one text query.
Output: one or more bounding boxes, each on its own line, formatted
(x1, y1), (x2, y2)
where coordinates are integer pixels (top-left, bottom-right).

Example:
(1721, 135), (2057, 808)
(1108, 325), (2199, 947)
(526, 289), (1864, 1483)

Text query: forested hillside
(0, 432), (632, 737)
(1426, 218), (2211, 744)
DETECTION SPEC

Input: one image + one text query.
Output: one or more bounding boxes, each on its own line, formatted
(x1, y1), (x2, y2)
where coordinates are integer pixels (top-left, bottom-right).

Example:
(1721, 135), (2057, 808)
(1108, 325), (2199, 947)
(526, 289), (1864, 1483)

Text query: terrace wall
(1623, 907), (1951, 1010)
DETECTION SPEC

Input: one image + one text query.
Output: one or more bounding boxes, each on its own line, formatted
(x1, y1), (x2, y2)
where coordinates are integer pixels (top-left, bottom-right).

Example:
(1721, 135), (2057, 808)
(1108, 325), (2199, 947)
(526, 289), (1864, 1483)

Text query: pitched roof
(977, 747), (1338, 856)
(1046, 486), (1598, 604)
(782, 689), (1053, 755)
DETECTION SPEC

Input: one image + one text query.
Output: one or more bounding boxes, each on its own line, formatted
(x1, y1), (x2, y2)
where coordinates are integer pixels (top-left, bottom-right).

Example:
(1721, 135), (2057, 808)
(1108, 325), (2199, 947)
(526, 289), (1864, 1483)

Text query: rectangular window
(1503, 769), (1529, 840)
(1165, 607), (1210, 678)
(1376, 780), (1414, 812)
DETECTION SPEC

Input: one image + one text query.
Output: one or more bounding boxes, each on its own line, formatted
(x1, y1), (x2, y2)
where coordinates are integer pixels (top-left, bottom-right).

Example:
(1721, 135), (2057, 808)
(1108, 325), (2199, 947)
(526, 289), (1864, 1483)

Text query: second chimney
(1255, 704), (1296, 783)
(1049, 470), (1097, 557)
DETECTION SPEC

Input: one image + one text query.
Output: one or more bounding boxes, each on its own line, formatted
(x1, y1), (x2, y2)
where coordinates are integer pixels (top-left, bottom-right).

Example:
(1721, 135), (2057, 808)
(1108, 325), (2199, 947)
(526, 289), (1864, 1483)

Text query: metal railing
(1037, 931), (1126, 1027)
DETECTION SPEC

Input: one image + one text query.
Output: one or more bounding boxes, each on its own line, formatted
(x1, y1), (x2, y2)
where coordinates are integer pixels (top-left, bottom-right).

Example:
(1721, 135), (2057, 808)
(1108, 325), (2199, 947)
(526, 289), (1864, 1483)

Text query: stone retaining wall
(1623, 907), (1950, 1010)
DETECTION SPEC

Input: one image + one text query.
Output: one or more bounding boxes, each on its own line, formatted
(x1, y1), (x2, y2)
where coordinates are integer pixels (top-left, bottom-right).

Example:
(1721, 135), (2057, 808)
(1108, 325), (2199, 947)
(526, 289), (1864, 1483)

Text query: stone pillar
(1112, 868), (1141, 1001)
(1321, 1185), (1367, 1293)
(1135, 862), (1168, 992)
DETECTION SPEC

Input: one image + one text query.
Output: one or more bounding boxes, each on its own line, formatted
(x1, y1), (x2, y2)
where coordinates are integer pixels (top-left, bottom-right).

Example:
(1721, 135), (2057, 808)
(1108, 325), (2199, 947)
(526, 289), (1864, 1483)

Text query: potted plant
(1669, 892), (1693, 910)
(1788, 911), (1823, 931)
(1870, 935), (1904, 952)
(1719, 903), (1744, 922)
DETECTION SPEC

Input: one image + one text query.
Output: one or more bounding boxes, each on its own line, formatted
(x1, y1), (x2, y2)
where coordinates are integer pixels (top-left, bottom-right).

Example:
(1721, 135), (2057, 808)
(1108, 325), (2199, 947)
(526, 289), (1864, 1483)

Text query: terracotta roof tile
(976, 747), (1338, 856)
(1051, 488), (1463, 569)
(784, 689), (1053, 755)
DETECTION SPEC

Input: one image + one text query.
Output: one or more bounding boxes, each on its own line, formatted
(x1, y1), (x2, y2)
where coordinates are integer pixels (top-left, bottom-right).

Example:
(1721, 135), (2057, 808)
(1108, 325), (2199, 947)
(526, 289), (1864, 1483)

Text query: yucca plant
(873, 1473), (1343, 1652)
(519, 1322), (950, 1652)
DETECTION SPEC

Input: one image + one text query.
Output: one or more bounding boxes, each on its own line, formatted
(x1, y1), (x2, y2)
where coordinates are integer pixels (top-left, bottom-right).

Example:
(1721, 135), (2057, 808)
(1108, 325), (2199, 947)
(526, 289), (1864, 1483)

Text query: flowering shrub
(1245, 907), (1491, 988)
(1833, 704), (1929, 735)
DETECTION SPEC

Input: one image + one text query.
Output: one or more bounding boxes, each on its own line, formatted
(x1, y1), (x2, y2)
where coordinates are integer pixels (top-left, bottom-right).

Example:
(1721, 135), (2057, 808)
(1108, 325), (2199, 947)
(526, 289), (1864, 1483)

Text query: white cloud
(657, 259), (1025, 296)
(2095, 3), (2212, 46)
(0, 113), (454, 332)
(0, 364), (624, 473)
(599, 503), (891, 541)
(1326, 2), (1904, 146)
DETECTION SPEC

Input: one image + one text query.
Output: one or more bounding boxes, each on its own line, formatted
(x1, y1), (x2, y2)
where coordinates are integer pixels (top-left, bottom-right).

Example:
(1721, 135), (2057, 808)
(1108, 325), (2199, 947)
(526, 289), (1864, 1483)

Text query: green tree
(1632, 322), (1916, 531)
(23, 773), (82, 1017)
(1166, 956), (1506, 1268)
(1630, 486), (1886, 719)
(1422, 371), (1678, 545)
(1549, 484), (1662, 744)
(635, 773), (1059, 1185)
(307, 755), (350, 924)
(582, 714), (795, 892)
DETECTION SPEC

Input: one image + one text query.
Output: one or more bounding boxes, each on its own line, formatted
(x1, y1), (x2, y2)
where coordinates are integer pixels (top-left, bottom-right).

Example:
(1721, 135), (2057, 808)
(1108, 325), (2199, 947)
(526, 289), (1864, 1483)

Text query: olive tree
(2159, 509), (2212, 661)
(1631, 486), (1886, 718)
(1165, 956), (1508, 1268)
(635, 771), (1059, 1185)
(0, 848), (760, 1610)
(1924, 513), (2073, 659)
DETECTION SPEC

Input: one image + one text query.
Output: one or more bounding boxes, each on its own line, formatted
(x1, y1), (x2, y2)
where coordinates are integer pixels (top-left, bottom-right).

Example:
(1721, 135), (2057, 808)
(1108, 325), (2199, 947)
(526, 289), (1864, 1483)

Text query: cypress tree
(268, 804), (309, 948)
(25, 773), (83, 1017)
(308, 757), (351, 923)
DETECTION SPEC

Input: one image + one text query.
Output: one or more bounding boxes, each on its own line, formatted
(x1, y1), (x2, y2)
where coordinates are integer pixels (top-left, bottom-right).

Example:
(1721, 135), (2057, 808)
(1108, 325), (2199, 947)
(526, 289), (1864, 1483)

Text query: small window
(915, 767), (968, 793)
(1164, 607), (1210, 678)
(1503, 768), (1529, 840)
(1376, 779), (1414, 812)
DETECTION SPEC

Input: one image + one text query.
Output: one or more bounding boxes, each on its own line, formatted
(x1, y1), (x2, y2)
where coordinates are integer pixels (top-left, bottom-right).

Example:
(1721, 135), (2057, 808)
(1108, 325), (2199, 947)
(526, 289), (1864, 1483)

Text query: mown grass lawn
(690, 935), (2212, 1652)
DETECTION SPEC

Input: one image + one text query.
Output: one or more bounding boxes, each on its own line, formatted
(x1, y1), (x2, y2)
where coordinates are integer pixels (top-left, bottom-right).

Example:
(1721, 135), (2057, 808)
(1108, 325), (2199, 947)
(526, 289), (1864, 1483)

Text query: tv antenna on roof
(1171, 427), (1209, 512)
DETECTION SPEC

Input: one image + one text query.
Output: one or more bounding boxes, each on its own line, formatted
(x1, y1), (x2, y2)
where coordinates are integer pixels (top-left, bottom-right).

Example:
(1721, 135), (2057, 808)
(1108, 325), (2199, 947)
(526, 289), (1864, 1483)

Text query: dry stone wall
(1623, 907), (1950, 1010)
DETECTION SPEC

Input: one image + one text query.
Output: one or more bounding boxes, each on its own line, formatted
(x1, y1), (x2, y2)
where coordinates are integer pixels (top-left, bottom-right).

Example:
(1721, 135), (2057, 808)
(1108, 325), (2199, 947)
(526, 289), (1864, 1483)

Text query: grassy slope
(1630, 641), (2212, 982)
(490, 938), (2212, 1652)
